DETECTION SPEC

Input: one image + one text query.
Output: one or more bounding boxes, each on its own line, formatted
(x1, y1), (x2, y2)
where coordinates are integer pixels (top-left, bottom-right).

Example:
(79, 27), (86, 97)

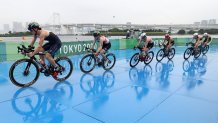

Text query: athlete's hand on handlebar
(26, 52), (34, 57)
(86, 47), (96, 52)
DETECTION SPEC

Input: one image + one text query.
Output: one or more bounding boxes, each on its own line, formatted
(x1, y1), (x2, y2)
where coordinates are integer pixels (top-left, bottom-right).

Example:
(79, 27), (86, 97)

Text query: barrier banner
(1, 37), (217, 61)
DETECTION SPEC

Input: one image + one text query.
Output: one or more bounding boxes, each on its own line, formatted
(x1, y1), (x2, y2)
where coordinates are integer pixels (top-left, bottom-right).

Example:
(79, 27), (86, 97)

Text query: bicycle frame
(18, 45), (52, 74)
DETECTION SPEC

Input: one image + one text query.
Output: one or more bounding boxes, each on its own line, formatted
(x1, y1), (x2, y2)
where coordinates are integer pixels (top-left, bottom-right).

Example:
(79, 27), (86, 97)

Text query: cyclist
(91, 31), (111, 64)
(135, 32), (154, 56)
(192, 33), (203, 48)
(202, 33), (212, 46)
(163, 33), (174, 54)
(26, 22), (62, 74)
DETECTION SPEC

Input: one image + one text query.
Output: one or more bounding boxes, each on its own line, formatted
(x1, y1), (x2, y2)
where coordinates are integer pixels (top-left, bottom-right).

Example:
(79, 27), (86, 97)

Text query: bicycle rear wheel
(103, 53), (116, 70)
(144, 51), (154, 64)
(80, 54), (96, 73)
(202, 45), (209, 55)
(53, 57), (73, 81)
(167, 48), (175, 60)
(9, 59), (40, 87)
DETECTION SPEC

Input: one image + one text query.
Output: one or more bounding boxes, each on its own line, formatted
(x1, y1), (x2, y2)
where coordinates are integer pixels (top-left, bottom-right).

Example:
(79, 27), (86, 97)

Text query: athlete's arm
(91, 39), (96, 50)
(29, 35), (37, 47)
(144, 40), (148, 48)
(31, 33), (45, 56)
(136, 38), (142, 47)
(96, 37), (103, 53)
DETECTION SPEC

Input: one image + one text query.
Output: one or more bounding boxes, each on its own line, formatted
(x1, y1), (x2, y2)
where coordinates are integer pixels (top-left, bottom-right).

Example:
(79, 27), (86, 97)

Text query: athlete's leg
(45, 43), (61, 68)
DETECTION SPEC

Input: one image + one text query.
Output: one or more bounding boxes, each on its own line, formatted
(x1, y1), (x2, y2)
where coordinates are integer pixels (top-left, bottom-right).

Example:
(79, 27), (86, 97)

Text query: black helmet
(93, 31), (100, 37)
(28, 22), (40, 31)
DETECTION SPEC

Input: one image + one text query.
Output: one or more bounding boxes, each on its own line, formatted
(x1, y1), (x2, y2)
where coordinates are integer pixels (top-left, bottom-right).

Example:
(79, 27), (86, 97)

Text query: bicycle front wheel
(80, 54), (96, 73)
(156, 49), (164, 62)
(53, 57), (73, 81)
(194, 48), (201, 59)
(9, 59), (40, 87)
(103, 53), (116, 70)
(130, 53), (140, 67)
(184, 48), (192, 60)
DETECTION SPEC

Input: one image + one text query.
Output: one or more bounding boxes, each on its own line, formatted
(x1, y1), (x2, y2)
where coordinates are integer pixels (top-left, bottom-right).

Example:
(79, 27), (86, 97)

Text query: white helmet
(193, 33), (198, 39)
(140, 32), (146, 37)
(193, 33), (198, 36)
(140, 32), (147, 40)
(203, 33), (208, 37)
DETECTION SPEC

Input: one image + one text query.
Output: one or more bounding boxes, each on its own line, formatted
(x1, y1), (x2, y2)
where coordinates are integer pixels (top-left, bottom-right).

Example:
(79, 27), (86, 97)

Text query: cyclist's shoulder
(199, 36), (203, 40)
(39, 30), (50, 38)
(147, 36), (152, 40)
(99, 36), (105, 40)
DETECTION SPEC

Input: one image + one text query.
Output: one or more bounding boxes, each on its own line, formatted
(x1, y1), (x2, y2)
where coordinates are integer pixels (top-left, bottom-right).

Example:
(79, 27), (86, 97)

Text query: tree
(108, 28), (122, 32)
(198, 29), (204, 34)
(177, 29), (186, 35)
(187, 30), (196, 34)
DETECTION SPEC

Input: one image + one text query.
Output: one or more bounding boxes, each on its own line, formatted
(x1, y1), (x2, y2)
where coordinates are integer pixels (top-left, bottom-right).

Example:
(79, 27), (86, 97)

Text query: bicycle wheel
(167, 60), (174, 72)
(53, 57), (73, 81)
(144, 51), (154, 64)
(167, 48), (175, 60)
(155, 62), (163, 73)
(156, 49), (164, 62)
(202, 45), (209, 55)
(184, 48), (192, 60)
(80, 74), (95, 93)
(103, 53), (116, 70)
(182, 60), (190, 72)
(194, 48), (201, 59)
(103, 71), (115, 88)
(129, 67), (139, 82)
(143, 65), (152, 78)
(80, 54), (96, 73)
(130, 53), (140, 67)
(9, 59), (40, 87)
(53, 81), (73, 101)
(11, 87), (41, 115)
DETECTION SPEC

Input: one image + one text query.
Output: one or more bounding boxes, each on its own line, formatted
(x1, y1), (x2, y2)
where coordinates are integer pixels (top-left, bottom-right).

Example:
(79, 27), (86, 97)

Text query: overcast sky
(0, 0), (217, 29)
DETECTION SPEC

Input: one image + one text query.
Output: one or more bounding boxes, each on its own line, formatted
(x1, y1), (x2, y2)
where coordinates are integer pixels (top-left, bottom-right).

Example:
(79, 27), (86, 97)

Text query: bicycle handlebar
(133, 46), (142, 50)
(17, 45), (35, 55)
(85, 47), (96, 53)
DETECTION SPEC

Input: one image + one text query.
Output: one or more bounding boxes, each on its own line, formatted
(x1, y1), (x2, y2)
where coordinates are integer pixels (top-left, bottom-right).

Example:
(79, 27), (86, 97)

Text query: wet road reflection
(11, 81), (73, 123)
(182, 55), (208, 90)
(129, 65), (152, 100)
(155, 60), (174, 89)
(80, 71), (115, 109)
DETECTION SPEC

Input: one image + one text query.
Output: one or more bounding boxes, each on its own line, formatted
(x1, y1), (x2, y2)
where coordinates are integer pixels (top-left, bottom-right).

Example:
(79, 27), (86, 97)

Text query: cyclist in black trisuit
(202, 33), (212, 46)
(91, 31), (111, 64)
(27, 22), (62, 72)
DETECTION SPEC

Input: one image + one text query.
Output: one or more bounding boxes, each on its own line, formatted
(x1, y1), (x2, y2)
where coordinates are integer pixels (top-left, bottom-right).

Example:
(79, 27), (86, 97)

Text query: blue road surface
(0, 46), (218, 123)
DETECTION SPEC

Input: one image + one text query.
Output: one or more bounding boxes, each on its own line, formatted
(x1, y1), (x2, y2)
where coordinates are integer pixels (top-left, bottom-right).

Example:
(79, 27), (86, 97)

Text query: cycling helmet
(93, 31), (100, 37)
(140, 32), (147, 39)
(203, 33), (208, 37)
(165, 34), (170, 39)
(28, 22), (40, 31)
(193, 33), (198, 39)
